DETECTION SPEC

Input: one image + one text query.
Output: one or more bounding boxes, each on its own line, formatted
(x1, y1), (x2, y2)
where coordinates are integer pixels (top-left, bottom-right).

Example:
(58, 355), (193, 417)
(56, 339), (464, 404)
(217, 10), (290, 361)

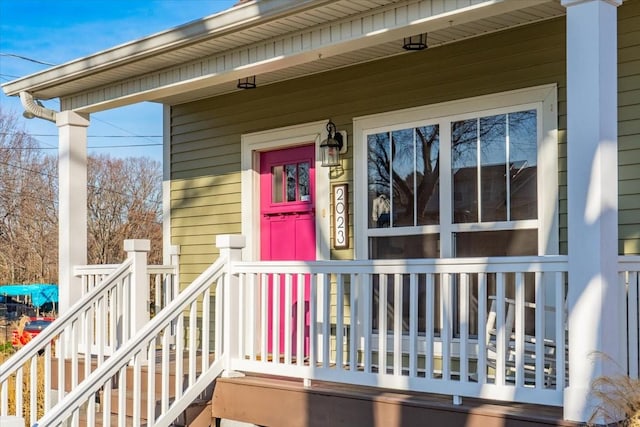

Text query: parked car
(11, 317), (54, 347)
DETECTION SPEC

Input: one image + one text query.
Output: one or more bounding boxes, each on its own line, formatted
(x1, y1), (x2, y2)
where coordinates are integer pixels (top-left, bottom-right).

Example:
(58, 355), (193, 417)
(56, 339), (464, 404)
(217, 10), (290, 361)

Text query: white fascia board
(1, 0), (332, 97)
(63, 0), (549, 113)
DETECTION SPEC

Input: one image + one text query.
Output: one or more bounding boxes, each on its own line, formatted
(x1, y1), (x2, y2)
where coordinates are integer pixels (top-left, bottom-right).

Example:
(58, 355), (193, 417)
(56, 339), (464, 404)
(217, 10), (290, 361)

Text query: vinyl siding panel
(619, 0), (640, 254)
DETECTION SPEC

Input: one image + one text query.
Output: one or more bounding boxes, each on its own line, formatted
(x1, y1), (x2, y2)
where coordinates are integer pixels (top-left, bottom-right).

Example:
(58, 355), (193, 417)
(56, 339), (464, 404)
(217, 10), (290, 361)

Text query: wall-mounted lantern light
(403, 33), (428, 51)
(320, 120), (346, 167)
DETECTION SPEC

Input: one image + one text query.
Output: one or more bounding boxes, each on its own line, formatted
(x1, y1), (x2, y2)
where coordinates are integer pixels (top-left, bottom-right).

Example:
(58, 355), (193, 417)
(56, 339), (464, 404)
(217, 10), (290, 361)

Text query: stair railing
(35, 245), (232, 427)
(0, 259), (133, 425)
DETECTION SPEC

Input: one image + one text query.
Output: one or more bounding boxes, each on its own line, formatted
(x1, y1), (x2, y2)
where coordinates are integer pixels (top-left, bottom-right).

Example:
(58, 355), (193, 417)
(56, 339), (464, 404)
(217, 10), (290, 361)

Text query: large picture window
(355, 85), (558, 334)
(358, 86), (557, 261)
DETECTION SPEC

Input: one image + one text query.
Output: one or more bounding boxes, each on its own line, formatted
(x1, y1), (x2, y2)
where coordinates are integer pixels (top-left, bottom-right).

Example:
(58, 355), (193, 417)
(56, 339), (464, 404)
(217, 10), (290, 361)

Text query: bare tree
(0, 108), (163, 284)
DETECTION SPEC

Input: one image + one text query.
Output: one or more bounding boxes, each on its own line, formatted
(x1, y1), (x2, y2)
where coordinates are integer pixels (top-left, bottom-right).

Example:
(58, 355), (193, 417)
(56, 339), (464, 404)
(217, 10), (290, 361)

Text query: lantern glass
(321, 139), (341, 167)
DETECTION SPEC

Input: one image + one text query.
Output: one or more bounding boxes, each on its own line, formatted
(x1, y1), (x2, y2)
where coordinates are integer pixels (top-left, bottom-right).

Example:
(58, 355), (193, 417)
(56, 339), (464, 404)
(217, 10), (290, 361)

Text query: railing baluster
(441, 272), (451, 380)
(309, 273), (318, 368)
(189, 301), (198, 385)
(459, 272), (469, 383)
(349, 273), (358, 372)
(393, 273), (402, 376)
(273, 273), (281, 363)
(555, 271), (566, 390)
(296, 273), (305, 366)
(322, 273), (331, 368)
(284, 273), (292, 365)
(534, 271), (545, 389)
(378, 273), (387, 374)
(477, 273), (487, 384)
(260, 273), (268, 363)
(202, 287), (211, 370)
(362, 273), (372, 373)
(336, 273), (344, 370)
(147, 339), (157, 425)
(409, 273), (418, 377)
(425, 273), (434, 379)
(514, 272), (525, 388)
(496, 272), (506, 386)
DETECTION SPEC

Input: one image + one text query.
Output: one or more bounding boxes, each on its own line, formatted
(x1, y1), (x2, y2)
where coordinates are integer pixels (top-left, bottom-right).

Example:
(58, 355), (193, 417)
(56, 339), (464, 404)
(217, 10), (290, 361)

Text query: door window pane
(298, 162), (310, 201)
(271, 165), (283, 203)
(285, 164), (296, 202)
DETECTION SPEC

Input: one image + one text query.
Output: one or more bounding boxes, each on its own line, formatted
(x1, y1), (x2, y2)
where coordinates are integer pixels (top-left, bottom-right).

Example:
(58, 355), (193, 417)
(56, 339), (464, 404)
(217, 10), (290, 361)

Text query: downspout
(19, 91), (57, 122)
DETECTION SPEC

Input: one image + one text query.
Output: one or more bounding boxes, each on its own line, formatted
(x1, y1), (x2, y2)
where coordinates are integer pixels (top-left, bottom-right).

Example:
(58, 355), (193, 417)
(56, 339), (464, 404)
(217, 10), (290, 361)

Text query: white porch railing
(0, 240), (178, 425)
(620, 256), (640, 380)
(228, 255), (570, 407)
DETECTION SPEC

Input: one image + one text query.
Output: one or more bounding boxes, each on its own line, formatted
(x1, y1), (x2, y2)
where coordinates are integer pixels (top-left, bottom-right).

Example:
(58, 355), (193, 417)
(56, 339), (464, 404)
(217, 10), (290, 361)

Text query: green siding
(619, 0), (640, 254)
(171, 0), (640, 282)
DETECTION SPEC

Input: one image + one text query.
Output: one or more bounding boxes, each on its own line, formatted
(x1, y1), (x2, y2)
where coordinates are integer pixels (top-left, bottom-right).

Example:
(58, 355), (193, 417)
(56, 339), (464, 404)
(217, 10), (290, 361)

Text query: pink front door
(260, 144), (316, 356)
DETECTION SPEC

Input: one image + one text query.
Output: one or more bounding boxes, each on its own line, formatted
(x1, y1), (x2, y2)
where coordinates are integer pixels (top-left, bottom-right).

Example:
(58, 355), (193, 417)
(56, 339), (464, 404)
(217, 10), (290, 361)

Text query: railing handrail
(37, 255), (229, 426)
(619, 255), (640, 270)
(0, 259), (133, 384)
(232, 254), (569, 274)
(74, 263), (177, 275)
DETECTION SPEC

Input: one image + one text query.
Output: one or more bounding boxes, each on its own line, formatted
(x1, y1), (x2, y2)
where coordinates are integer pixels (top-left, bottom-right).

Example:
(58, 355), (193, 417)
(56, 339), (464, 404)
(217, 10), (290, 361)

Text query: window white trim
(241, 120), (332, 261)
(354, 84), (559, 260)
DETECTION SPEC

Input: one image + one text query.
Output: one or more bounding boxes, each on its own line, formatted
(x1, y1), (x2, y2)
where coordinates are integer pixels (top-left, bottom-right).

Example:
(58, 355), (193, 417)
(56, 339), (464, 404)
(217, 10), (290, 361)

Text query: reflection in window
(367, 125), (439, 229)
(285, 164), (296, 202)
(452, 110), (537, 224)
(298, 162), (310, 201)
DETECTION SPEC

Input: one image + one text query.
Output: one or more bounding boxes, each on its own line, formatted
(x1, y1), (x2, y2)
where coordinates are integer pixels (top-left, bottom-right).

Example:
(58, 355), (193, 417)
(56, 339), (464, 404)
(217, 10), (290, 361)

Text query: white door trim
(241, 120), (331, 261)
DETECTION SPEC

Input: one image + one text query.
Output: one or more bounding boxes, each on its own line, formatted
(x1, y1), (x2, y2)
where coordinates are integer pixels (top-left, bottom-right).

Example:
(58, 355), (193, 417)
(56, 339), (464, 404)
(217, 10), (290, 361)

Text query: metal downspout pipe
(19, 91), (57, 122)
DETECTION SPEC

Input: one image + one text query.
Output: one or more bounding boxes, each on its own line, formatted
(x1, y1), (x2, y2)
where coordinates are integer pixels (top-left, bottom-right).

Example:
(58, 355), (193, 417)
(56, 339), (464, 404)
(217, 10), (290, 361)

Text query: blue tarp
(0, 284), (58, 307)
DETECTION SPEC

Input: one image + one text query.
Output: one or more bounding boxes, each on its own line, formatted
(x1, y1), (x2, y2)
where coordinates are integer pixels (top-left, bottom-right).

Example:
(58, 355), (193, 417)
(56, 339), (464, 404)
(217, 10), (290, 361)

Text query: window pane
(368, 132), (391, 228)
(369, 234), (439, 259)
(480, 114), (507, 222)
(509, 110), (537, 220)
(298, 162), (310, 201)
(453, 229), (537, 257)
(285, 164), (296, 202)
(271, 165), (283, 203)
(416, 125), (440, 225)
(452, 119), (478, 223)
(392, 128), (415, 226)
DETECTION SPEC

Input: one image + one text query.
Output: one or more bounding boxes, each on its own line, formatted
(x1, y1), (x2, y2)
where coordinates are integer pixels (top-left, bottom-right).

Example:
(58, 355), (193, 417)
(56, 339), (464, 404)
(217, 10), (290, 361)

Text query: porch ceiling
(1, 0), (565, 113)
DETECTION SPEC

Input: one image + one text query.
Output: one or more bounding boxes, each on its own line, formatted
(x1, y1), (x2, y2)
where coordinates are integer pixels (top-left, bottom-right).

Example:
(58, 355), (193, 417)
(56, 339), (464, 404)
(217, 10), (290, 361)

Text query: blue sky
(0, 0), (238, 162)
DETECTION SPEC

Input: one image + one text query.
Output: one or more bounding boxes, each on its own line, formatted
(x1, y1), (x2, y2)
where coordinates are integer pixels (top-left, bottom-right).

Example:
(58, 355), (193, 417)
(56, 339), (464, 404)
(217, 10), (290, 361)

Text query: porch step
(212, 374), (580, 427)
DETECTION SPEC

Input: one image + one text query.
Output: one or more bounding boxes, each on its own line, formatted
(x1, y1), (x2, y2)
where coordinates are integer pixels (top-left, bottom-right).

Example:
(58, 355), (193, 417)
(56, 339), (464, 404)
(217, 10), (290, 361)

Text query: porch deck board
(212, 374), (579, 427)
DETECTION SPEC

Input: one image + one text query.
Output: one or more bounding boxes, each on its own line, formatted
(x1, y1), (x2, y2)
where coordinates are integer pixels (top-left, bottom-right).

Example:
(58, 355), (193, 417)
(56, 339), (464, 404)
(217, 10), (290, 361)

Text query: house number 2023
(333, 184), (349, 249)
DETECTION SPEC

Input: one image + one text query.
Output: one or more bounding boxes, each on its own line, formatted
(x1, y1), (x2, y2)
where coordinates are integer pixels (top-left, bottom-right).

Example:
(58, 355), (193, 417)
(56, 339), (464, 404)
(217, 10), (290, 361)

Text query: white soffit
(1, 0), (565, 113)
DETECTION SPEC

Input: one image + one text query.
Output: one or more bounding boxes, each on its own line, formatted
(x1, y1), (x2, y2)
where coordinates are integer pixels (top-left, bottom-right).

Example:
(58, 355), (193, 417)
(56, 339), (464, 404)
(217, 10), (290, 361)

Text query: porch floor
(212, 373), (580, 427)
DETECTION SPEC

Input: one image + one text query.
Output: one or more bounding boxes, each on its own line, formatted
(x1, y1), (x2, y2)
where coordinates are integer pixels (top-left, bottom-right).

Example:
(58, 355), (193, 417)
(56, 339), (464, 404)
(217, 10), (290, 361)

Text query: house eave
(0, 0), (334, 98)
(1, 0), (566, 114)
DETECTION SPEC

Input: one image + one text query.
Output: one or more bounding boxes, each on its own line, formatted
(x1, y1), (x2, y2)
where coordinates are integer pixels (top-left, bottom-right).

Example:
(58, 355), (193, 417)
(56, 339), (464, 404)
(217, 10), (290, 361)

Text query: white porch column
(562, 0), (624, 423)
(57, 111), (89, 315)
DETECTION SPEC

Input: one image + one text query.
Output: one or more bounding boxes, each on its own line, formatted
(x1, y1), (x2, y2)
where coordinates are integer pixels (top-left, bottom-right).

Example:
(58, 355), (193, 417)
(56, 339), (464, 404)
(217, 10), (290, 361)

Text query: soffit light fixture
(320, 120), (346, 168)
(237, 76), (257, 89)
(403, 33), (428, 51)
